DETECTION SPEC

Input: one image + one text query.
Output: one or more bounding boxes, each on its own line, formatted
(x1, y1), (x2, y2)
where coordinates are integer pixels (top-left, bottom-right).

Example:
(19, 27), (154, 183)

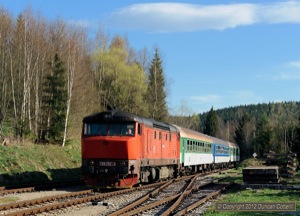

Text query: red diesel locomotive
(81, 110), (180, 187)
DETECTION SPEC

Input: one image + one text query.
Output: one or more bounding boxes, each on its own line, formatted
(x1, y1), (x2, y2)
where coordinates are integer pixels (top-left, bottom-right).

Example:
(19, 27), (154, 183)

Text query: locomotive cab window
(83, 122), (135, 136)
(84, 123), (107, 136)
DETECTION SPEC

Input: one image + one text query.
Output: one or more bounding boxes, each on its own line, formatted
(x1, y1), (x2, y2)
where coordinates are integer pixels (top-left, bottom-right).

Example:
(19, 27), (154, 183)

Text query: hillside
(0, 142), (81, 186)
(200, 101), (300, 127)
(198, 101), (300, 160)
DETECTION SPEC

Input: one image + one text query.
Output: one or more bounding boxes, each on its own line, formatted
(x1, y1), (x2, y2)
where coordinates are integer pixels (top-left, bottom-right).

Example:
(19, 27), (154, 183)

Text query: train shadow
(0, 167), (82, 187)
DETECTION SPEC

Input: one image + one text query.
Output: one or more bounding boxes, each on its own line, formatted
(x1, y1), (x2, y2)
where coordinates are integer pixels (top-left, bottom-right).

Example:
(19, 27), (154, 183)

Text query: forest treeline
(196, 102), (300, 160)
(0, 7), (168, 145)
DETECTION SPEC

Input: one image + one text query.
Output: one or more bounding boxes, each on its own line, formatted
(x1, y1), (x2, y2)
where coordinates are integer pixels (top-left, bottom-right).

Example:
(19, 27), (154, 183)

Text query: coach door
(212, 144), (216, 164)
(180, 138), (185, 164)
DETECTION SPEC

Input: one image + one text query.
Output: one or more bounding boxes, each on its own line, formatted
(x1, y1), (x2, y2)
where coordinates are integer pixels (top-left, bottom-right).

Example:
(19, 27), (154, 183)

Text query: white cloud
(259, 1), (300, 24)
(107, 1), (300, 32)
(273, 71), (300, 80)
(267, 60), (300, 80)
(287, 61), (300, 68)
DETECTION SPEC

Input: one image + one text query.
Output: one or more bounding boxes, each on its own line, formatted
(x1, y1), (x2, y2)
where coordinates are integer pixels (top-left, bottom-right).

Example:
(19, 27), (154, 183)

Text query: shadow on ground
(0, 167), (81, 186)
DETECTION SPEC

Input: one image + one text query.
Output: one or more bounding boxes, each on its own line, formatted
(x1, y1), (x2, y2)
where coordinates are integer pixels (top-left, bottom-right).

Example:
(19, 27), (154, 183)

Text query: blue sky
(1, 0), (300, 114)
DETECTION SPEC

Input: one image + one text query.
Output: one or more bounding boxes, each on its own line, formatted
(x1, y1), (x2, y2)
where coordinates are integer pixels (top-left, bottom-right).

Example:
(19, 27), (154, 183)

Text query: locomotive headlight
(89, 160), (95, 165)
(120, 161), (126, 166)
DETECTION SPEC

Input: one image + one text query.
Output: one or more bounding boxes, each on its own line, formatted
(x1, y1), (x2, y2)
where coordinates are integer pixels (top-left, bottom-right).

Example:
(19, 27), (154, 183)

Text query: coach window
(154, 131), (156, 139)
(166, 134), (168, 141)
(159, 132), (161, 140)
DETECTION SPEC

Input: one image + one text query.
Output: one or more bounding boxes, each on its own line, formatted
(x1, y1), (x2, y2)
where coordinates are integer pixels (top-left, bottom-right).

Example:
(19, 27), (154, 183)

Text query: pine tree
(146, 48), (168, 121)
(291, 116), (300, 163)
(234, 113), (253, 159)
(204, 107), (218, 136)
(255, 115), (275, 156)
(40, 54), (67, 143)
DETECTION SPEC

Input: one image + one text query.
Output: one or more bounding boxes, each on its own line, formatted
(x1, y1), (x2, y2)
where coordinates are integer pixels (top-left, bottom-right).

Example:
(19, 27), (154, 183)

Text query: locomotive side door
(142, 127), (149, 159)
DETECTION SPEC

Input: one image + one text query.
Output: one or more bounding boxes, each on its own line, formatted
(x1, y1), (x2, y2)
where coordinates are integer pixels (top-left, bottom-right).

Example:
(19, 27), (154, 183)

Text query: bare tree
(62, 27), (87, 147)
(0, 8), (13, 130)
(136, 46), (150, 73)
(31, 14), (48, 139)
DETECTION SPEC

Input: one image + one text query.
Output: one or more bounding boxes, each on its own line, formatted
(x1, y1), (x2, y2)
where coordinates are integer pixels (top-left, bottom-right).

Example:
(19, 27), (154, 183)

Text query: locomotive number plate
(99, 161), (116, 166)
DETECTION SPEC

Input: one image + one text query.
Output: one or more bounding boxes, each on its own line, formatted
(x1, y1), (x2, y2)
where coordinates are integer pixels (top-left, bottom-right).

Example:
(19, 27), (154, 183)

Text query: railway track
(0, 181), (166, 215)
(0, 171), (234, 215)
(106, 175), (233, 216)
(174, 181), (233, 215)
(106, 175), (195, 216)
(0, 179), (84, 196)
(0, 187), (36, 196)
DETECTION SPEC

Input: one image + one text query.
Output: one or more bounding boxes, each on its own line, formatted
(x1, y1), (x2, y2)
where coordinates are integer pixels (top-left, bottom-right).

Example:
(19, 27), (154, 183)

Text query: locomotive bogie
(140, 165), (176, 182)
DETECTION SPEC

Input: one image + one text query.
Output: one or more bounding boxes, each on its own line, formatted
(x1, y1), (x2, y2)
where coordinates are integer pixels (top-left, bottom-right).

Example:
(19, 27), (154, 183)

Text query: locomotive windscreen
(84, 122), (135, 136)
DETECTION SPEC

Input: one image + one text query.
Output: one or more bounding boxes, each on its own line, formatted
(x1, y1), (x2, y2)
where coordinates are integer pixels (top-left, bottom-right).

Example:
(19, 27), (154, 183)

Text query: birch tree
(0, 9), (13, 131)
(62, 28), (87, 147)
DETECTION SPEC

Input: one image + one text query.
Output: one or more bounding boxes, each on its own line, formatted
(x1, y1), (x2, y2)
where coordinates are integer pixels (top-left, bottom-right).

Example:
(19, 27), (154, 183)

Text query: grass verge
(205, 187), (300, 215)
(0, 140), (81, 186)
(206, 158), (300, 215)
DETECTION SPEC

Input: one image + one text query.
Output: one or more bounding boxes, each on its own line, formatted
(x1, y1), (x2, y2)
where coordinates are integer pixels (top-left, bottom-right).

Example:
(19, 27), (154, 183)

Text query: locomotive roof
(83, 110), (178, 133)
